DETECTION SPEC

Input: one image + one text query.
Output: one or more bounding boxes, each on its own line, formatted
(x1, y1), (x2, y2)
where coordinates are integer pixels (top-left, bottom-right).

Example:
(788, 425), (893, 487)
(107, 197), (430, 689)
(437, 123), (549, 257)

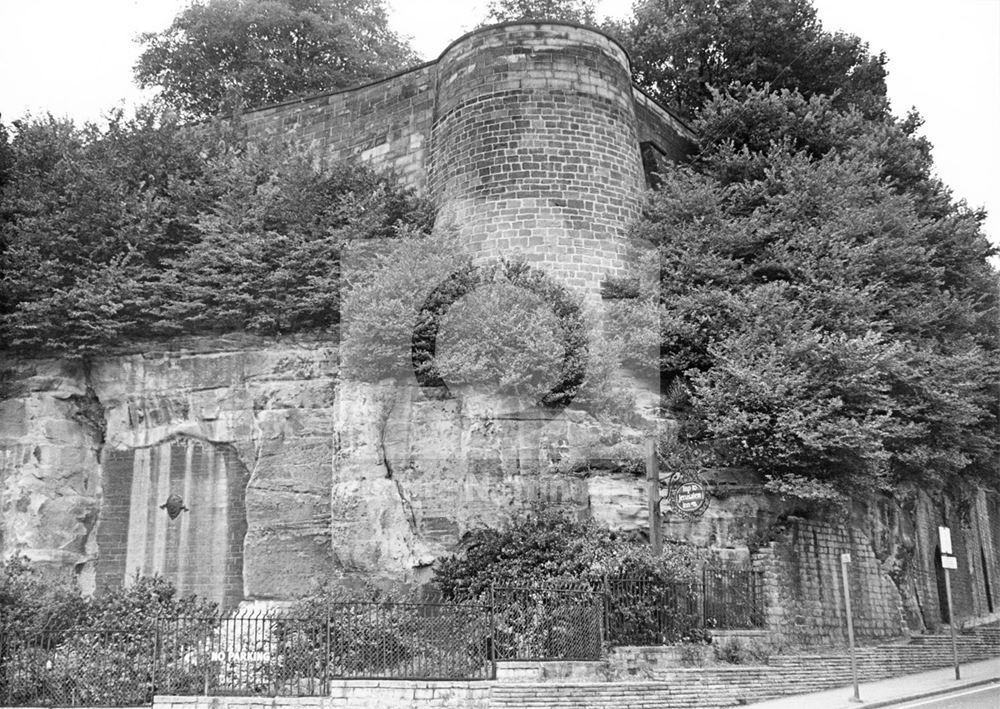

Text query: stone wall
(241, 22), (693, 302)
(752, 517), (907, 645)
(153, 683), (491, 709)
(429, 24), (647, 298)
(242, 63), (437, 192)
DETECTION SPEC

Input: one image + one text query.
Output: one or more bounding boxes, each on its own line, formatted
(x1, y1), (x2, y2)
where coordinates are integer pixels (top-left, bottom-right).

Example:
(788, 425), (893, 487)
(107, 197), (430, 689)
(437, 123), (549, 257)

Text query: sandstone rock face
(0, 359), (101, 574)
(330, 380), (648, 587)
(1, 337), (337, 602)
(3, 337), (996, 641)
(0, 337), (654, 601)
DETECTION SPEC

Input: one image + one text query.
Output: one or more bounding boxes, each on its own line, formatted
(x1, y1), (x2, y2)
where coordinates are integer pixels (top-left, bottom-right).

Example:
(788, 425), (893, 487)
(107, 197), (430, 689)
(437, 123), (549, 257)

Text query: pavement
(744, 657), (1000, 708)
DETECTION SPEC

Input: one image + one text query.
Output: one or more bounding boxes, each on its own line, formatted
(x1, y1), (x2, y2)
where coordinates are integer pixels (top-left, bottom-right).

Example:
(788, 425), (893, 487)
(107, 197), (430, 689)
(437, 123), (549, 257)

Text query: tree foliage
(340, 232), (634, 418)
(484, 0), (597, 24)
(433, 510), (704, 598)
(0, 111), (433, 355)
(0, 557), (216, 635)
(134, 0), (418, 119)
(618, 86), (999, 503)
(614, 0), (888, 120)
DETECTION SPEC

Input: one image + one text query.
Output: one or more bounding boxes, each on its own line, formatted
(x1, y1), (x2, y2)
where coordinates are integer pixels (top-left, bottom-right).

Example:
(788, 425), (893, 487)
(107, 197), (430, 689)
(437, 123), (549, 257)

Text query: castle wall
(242, 64), (437, 192)
(2, 21), (995, 644)
(239, 22), (694, 301)
(429, 24), (647, 297)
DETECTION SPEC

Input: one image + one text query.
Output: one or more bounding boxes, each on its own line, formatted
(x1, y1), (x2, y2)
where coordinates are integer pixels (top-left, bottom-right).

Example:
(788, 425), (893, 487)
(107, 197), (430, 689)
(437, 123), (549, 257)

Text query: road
(884, 683), (1000, 708)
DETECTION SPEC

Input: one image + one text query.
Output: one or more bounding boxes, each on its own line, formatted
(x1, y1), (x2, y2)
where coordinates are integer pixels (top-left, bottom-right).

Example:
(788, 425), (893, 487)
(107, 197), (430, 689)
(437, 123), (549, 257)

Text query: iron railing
(702, 564), (766, 630)
(0, 626), (157, 707)
(603, 577), (702, 645)
(0, 566), (766, 705)
(491, 585), (603, 661)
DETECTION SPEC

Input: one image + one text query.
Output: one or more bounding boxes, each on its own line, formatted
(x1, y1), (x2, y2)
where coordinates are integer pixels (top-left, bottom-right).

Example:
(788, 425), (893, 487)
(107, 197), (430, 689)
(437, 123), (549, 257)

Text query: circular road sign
(672, 480), (709, 515)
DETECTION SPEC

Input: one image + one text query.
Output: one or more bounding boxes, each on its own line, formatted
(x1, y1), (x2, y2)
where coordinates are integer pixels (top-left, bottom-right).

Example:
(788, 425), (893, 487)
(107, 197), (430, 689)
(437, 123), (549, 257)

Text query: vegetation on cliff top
(0, 111), (433, 354)
(613, 86), (999, 502)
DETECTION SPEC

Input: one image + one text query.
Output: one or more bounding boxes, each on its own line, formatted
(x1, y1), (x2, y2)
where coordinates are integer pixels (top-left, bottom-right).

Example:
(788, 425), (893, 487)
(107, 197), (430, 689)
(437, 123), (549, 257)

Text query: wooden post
(841, 553), (861, 703)
(646, 437), (662, 556)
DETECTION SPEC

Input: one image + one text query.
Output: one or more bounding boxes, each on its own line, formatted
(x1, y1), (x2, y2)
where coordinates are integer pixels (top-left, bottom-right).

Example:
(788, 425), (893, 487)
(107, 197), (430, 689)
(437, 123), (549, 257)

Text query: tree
(0, 110), (433, 354)
(134, 0), (418, 119)
(616, 87), (999, 504)
(484, 0), (597, 24)
(613, 0), (888, 120)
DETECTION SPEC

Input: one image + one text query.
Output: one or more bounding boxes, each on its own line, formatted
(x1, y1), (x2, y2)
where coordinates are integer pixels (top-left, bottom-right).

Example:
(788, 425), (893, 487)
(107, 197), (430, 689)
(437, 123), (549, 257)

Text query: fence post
(150, 617), (159, 704)
(701, 564), (708, 629)
(488, 585), (497, 678)
(600, 575), (609, 646)
(324, 613), (331, 694)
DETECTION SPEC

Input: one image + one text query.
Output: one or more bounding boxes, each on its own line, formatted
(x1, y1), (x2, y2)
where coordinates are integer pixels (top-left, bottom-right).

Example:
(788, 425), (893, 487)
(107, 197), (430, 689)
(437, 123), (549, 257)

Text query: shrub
(0, 561), (218, 705)
(434, 510), (703, 599)
(0, 556), (87, 636)
(712, 635), (782, 665)
(281, 583), (487, 679)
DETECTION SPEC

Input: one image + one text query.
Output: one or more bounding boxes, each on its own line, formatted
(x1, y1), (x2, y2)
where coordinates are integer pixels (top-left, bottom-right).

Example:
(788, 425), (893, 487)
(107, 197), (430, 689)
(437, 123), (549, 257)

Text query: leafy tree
(484, 0), (597, 24)
(617, 87), (999, 504)
(134, 0), (418, 119)
(0, 111), (433, 355)
(0, 120), (13, 197)
(613, 0), (888, 119)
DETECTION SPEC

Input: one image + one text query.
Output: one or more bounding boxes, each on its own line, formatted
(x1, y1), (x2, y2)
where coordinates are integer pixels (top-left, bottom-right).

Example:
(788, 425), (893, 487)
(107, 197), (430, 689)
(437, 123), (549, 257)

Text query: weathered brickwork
(243, 64), (437, 191)
(751, 518), (908, 646)
(95, 439), (247, 608)
(906, 490), (1000, 627)
(429, 25), (647, 296)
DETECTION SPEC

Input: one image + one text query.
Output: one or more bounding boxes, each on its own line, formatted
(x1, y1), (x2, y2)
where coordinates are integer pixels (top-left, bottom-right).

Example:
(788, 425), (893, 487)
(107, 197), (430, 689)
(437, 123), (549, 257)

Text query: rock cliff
(1, 336), (658, 602)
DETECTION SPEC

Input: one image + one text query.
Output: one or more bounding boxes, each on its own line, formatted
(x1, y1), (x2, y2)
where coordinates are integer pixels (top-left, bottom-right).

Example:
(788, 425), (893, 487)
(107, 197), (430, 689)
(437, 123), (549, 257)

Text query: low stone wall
(155, 681), (491, 709)
(490, 625), (999, 708)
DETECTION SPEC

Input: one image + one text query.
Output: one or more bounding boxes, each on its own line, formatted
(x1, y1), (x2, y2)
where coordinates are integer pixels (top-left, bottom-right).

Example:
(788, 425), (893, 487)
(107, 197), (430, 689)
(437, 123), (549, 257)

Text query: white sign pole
(939, 525), (960, 679)
(841, 552), (861, 703)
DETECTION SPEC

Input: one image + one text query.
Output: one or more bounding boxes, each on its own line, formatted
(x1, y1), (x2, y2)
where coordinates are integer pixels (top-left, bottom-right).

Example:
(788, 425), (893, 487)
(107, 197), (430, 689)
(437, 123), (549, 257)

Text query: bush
(340, 232), (638, 419)
(1, 561), (218, 705)
(434, 510), (703, 599)
(712, 635), (783, 665)
(281, 583), (488, 679)
(0, 556), (87, 636)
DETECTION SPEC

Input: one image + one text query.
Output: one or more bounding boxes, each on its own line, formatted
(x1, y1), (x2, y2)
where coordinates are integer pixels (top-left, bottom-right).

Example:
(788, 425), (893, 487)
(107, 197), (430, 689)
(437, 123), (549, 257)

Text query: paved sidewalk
(745, 656), (1000, 708)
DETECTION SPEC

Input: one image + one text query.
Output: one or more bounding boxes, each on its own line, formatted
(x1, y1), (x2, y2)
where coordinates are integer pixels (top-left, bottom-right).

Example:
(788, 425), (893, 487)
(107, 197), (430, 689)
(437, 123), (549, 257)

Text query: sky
(0, 0), (998, 252)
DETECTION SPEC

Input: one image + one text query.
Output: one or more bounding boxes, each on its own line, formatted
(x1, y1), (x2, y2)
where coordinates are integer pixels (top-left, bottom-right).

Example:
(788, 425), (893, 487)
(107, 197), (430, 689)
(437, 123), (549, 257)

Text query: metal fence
(490, 564), (765, 654)
(491, 585), (603, 661)
(0, 566), (766, 705)
(603, 577), (702, 645)
(1, 603), (492, 706)
(702, 564), (765, 630)
(1, 626), (157, 707)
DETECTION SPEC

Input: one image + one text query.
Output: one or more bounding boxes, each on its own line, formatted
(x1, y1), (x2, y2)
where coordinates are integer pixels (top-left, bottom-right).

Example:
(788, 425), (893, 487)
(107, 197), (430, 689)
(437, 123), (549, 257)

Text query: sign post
(939, 526), (960, 680)
(645, 437), (662, 556)
(841, 552), (861, 703)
